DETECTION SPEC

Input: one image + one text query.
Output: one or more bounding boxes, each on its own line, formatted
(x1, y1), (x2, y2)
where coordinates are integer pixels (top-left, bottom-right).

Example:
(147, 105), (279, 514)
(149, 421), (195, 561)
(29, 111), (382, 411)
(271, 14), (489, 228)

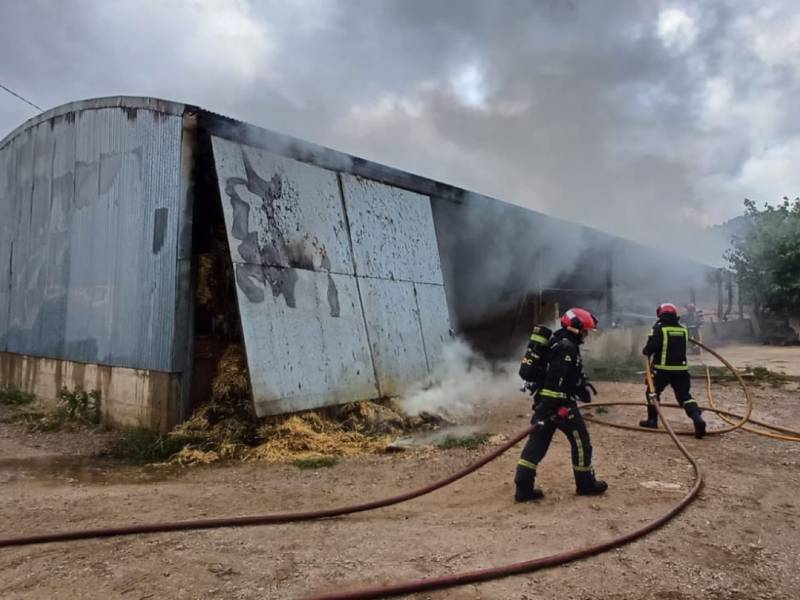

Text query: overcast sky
(1, 0), (798, 257)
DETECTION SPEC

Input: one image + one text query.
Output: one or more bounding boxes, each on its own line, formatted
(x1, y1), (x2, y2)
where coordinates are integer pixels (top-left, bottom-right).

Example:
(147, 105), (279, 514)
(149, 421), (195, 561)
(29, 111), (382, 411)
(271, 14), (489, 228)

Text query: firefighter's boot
(574, 469), (608, 496)
(514, 464), (544, 502)
(639, 400), (658, 429)
(687, 405), (706, 439)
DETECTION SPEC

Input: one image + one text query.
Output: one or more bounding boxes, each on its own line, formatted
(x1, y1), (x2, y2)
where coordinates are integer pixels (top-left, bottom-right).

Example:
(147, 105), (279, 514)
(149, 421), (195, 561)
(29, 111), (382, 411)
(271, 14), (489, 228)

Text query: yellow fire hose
(695, 334), (800, 442)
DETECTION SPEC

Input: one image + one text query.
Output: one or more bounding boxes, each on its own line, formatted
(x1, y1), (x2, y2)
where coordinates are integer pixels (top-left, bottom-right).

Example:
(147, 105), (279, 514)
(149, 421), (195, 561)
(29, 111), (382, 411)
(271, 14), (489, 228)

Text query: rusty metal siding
(339, 174), (443, 284)
(0, 105), (184, 371)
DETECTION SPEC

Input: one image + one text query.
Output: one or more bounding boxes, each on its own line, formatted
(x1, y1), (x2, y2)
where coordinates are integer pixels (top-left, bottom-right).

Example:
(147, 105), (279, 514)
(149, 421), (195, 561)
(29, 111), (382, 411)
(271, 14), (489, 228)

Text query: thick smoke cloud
(1, 0), (798, 262)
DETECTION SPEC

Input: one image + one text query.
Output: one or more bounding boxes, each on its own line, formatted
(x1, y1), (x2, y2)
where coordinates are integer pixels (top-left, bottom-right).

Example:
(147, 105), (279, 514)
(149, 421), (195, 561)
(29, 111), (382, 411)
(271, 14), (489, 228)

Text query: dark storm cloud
(1, 0), (798, 262)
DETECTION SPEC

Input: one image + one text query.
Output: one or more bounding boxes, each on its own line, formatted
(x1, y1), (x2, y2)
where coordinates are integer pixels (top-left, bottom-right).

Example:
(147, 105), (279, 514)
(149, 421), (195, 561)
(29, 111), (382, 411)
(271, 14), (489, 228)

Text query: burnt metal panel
(0, 104), (183, 371)
(237, 268), (378, 417)
(210, 136), (378, 416)
(211, 136), (354, 275)
(340, 174), (443, 284)
(358, 277), (429, 397)
(414, 282), (452, 372)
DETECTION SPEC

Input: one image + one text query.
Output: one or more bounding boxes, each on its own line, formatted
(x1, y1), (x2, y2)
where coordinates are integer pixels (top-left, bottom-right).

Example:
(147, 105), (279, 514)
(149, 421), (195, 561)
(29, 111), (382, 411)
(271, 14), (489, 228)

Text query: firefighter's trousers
(518, 399), (594, 477)
(644, 370), (699, 420)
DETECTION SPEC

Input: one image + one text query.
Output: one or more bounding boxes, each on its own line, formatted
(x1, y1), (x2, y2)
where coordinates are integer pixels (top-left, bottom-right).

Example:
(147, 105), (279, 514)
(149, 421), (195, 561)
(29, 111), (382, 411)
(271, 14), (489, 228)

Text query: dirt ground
(700, 343), (800, 377)
(2, 374), (800, 599)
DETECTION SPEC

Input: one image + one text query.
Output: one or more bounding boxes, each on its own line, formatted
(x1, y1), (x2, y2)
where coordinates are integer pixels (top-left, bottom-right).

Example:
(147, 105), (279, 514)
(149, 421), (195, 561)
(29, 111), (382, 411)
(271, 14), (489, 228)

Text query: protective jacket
(538, 329), (584, 402)
(642, 313), (689, 371)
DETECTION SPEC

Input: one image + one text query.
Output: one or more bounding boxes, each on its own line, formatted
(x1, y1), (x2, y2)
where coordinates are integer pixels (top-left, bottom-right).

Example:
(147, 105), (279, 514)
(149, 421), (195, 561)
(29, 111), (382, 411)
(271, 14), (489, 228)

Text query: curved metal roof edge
(0, 95), (191, 150)
(0, 95), (717, 271)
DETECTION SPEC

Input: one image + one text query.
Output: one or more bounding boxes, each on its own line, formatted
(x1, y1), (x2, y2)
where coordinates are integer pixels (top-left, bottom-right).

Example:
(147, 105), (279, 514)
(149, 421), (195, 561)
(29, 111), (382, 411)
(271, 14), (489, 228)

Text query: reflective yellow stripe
(683, 399), (697, 406)
(530, 334), (549, 345)
(659, 326), (669, 367)
(539, 389), (567, 399)
(518, 459), (537, 470)
(572, 430), (585, 468)
(656, 325), (689, 369)
(573, 465), (593, 472)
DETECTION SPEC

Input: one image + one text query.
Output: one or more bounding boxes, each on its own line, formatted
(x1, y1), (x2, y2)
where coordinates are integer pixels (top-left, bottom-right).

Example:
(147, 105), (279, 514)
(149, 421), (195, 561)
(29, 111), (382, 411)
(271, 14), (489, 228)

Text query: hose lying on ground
(297, 357), (703, 600)
(698, 340), (800, 442)
(1, 340), (797, 599)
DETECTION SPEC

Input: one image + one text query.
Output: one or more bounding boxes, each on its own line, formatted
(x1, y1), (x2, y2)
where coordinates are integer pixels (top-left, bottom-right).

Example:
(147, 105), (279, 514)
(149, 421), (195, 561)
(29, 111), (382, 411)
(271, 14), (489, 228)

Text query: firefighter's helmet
(560, 308), (598, 332)
(656, 303), (678, 317)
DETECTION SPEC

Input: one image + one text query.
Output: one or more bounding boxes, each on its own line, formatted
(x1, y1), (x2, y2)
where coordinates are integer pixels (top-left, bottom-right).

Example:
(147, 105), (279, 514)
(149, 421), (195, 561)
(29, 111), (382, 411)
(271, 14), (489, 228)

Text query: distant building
(0, 97), (715, 430)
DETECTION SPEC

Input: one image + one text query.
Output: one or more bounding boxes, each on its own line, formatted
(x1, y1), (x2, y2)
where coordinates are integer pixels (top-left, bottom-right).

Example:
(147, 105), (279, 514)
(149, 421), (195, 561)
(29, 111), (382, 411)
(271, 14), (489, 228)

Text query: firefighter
(639, 303), (706, 438)
(514, 308), (608, 502)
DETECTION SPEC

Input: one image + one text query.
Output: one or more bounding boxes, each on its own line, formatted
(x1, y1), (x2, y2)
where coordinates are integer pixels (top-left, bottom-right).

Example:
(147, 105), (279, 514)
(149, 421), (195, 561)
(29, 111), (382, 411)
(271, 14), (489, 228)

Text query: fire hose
(2, 339), (799, 600)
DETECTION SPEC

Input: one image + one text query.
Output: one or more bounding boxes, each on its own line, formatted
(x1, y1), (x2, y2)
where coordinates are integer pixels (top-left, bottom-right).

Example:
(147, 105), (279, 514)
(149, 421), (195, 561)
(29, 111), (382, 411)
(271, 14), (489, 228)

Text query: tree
(725, 197), (800, 319)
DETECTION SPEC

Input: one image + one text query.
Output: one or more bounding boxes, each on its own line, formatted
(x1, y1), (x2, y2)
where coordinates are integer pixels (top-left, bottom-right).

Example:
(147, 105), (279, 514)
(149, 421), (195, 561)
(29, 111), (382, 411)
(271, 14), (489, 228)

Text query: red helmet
(656, 303), (678, 317)
(560, 308), (598, 332)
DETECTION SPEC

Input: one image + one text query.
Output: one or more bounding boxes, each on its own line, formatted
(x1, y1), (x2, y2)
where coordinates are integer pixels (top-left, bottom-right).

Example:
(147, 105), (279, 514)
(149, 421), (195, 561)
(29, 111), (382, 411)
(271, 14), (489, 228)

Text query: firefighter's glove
(574, 379), (597, 404)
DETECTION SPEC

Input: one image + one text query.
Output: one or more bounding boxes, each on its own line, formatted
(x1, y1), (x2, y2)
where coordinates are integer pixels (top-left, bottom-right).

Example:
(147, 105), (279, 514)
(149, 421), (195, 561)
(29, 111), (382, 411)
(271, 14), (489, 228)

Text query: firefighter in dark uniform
(639, 303), (707, 438)
(514, 308), (608, 502)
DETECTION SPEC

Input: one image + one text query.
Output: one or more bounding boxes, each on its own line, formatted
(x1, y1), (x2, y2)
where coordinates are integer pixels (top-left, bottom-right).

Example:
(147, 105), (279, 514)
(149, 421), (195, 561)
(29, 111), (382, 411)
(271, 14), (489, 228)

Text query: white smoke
(399, 338), (522, 419)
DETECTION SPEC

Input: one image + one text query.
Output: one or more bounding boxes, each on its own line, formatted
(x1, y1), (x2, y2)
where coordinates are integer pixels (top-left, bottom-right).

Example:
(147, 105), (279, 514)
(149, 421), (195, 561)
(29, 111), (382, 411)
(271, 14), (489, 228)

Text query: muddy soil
(2, 379), (800, 600)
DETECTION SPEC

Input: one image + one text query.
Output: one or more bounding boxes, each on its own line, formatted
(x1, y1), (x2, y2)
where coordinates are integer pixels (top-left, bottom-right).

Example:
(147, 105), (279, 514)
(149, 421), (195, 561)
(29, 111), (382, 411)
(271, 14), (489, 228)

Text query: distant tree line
(725, 197), (800, 324)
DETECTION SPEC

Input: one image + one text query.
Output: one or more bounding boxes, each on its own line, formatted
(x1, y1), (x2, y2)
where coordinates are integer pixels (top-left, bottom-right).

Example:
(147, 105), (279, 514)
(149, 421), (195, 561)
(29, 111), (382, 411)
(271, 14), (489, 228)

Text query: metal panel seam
(412, 283), (431, 374)
(337, 172), (381, 397)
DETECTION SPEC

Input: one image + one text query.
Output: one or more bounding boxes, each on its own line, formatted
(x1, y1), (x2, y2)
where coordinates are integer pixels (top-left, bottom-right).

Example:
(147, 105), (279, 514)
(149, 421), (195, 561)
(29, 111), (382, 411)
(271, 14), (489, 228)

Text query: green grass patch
(105, 427), (187, 463)
(745, 365), (787, 387)
(437, 432), (490, 450)
(293, 457), (338, 470)
(584, 355), (644, 383)
(0, 385), (35, 406)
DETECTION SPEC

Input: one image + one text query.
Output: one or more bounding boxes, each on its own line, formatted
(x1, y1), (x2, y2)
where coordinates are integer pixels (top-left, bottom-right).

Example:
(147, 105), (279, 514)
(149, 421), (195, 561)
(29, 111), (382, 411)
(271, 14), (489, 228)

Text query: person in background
(639, 303), (706, 438)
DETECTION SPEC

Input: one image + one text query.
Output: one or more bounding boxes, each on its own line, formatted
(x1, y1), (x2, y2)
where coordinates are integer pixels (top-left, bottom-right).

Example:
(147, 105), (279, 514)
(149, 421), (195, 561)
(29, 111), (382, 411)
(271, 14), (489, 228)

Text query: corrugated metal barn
(0, 96), (716, 430)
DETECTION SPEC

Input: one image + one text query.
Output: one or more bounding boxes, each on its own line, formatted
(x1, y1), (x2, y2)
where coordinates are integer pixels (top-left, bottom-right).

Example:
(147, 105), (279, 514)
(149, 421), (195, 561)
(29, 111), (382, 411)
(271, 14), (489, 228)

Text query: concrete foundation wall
(583, 325), (651, 362)
(0, 351), (181, 432)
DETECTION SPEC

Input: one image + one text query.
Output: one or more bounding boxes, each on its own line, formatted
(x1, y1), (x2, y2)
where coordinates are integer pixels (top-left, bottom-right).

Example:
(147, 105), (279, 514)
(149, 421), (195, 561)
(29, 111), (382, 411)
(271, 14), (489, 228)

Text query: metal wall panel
(211, 136), (354, 275)
(238, 269), (377, 416)
(211, 137), (377, 416)
(358, 277), (429, 396)
(414, 282), (452, 372)
(0, 106), (183, 371)
(340, 174), (443, 284)
(0, 135), (16, 349)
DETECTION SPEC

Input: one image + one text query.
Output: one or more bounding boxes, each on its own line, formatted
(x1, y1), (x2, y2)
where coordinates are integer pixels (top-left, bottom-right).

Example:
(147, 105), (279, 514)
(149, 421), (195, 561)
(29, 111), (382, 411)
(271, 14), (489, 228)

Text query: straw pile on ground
(167, 343), (442, 466)
(247, 413), (392, 462)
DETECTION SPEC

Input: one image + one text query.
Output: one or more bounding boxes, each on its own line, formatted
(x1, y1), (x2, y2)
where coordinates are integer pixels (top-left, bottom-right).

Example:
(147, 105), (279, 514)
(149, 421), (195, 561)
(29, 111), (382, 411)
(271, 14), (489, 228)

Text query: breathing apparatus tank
(518, 324), (553, 385)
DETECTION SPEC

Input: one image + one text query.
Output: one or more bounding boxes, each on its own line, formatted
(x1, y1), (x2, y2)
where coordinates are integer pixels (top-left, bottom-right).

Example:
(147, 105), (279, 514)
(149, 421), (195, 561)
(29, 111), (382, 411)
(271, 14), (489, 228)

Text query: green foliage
(583, 355), (644, 383)
(293, 457), (338, 470)
(105, 428), (187, 463)
(744, 365), (787, 388)
(57, 387), (102, 425)
(725, 198), (800, 317)
(436, 433), (490, 450)
(0, 384), (35, 406)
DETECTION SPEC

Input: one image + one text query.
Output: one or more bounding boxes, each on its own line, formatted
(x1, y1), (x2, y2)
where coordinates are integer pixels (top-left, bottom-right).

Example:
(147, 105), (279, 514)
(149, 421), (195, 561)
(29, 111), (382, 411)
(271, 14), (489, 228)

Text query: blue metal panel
(340, 174), (443, 284)
(211, 136), (377, 416)
(414, 282), (452, 372)
(0, 105), (183, 372)
(211, 136), (355, 275)
(358, 277), (429, 397)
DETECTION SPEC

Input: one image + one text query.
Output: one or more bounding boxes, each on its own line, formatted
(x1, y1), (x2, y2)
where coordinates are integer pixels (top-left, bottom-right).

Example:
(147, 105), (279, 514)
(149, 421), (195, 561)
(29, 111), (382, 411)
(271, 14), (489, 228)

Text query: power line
(0, 83), (42, 112)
